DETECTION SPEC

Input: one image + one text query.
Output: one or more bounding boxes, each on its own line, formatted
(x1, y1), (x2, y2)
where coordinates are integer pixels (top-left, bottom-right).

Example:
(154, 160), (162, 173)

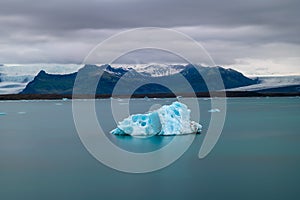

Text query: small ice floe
(0, 112), (7, 116)
(17, 111), (26, 115)
(119, 102), (129, 105)
(111, 101), (202, 136)
(62, 98), (68, 101)
(144, 96), (151, 101)
(208, 108), (220, 113)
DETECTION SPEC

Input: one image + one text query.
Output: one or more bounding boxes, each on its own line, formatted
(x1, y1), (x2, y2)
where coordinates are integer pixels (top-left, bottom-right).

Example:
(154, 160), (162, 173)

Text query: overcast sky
(0, 0), (299, 75)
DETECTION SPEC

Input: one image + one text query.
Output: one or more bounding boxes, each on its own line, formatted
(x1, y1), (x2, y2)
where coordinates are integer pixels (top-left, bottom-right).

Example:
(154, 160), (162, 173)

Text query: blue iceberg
(110, 101), (202, 136)
(0, 112), (7, 116)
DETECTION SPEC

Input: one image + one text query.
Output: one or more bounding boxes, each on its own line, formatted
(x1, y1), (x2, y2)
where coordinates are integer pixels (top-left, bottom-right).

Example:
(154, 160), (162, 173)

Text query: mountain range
(21, 64), (258, 95)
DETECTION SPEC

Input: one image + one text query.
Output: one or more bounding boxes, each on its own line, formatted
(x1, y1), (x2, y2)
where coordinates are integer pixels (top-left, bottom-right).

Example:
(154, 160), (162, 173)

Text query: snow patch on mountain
(109, 64), (186, 77)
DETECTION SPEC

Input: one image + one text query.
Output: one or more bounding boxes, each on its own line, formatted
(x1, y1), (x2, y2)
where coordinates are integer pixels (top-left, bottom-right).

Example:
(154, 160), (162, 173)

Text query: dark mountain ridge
(21, 64), (258, 95)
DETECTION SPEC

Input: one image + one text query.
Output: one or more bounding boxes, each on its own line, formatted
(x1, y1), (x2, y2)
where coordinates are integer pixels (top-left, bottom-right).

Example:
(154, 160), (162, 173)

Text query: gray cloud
(1, 0), (299, 30)
(0, 0), (299, 75)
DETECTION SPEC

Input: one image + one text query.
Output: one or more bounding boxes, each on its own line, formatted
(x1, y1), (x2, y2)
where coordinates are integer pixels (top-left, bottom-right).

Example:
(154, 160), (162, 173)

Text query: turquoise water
(0, 97), (300, 200)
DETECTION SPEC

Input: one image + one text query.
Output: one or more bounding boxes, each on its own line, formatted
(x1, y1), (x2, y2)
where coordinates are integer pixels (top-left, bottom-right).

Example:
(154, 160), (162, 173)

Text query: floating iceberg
(0, 112), (7, 116)
(208, 108), (220, 113)
(111, 101), (202, 136)
(17, 111), (26, 115)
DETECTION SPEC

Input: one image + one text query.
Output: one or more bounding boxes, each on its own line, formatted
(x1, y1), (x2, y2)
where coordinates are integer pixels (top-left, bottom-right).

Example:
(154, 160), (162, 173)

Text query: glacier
(0, 64), (82, 94)
(110, 101), (202, 136)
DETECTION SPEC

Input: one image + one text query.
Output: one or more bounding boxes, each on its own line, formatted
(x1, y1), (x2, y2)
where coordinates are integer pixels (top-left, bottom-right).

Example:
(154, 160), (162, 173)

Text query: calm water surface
(0, 97), (300, 200)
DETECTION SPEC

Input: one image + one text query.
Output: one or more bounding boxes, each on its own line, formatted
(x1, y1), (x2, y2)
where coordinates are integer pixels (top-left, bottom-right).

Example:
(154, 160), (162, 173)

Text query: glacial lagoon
(0, 97), (300, 200)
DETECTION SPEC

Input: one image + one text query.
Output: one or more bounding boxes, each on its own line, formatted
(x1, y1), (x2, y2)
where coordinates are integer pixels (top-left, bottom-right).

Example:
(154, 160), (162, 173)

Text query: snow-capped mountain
(108, 64), (186, 77)
(1, 63), (185, 94)
(21, 64), (258, 94)
(2, 63), (299, 95)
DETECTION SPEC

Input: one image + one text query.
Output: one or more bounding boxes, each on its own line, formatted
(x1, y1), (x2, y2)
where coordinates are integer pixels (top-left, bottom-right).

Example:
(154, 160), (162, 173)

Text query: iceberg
(208, 108), (220, 113)
(110, 101), (202, 136)
(17, 111), (26, 114)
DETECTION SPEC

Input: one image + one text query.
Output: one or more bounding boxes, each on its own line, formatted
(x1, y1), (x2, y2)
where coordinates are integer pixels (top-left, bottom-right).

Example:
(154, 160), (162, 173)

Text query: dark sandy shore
(0, 91), (299, 100)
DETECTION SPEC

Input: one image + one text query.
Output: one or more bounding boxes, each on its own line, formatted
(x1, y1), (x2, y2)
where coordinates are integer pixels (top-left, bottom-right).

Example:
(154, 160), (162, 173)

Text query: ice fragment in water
(111, 101), (201, 136)
(208, 108), (220, 113)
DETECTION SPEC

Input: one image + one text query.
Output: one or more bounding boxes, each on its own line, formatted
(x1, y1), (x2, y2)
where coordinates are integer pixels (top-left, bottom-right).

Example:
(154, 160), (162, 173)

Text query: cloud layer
(0, 0), (299, 75)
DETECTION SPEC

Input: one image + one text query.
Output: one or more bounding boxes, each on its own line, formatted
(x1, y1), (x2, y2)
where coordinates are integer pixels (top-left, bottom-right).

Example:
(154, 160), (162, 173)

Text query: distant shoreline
(0, 91), (299, 100)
